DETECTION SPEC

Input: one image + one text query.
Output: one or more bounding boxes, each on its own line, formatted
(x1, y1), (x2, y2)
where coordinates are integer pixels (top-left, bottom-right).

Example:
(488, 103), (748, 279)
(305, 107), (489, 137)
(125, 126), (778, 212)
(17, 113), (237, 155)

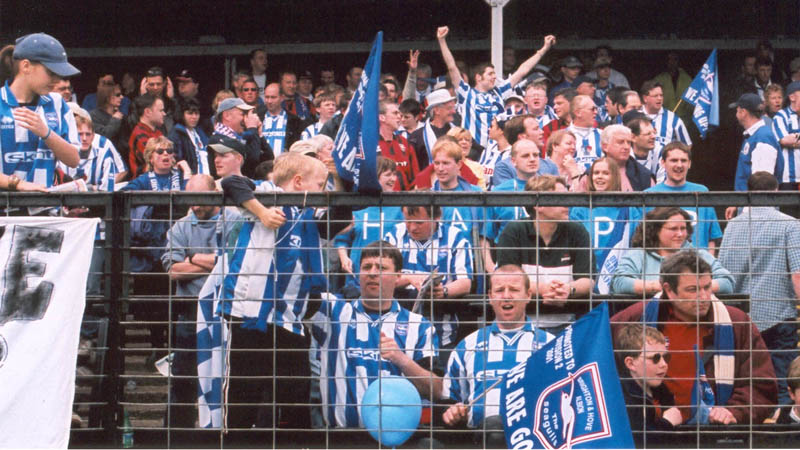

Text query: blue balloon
(361, 376), (422, 447)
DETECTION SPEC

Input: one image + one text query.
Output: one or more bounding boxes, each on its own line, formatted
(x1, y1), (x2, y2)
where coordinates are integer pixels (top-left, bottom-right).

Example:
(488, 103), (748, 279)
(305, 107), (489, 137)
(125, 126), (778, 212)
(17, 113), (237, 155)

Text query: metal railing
(16, 190), (796, 449)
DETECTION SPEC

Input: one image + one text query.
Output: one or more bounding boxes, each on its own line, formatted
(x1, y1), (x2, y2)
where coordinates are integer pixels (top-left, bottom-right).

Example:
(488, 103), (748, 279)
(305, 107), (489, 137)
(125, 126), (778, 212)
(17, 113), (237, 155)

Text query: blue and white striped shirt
(301, 121), (324, 141)
(568, 125), (603, 171)
(443, 320), (553, 428)
(384, 222), (474, 346)
(771, 106), (800, 183)
(457, 79), (512, 148)
(57, 134), (121, 192)
(218, 182), (326, 335)
(262, 110), (289, 155)
(646, 107), (692, 162)
(478, 140), (509, 182)
(531, 105), (558, 129)
(0, 82), (79, 187)
(311, 298), (438, 428)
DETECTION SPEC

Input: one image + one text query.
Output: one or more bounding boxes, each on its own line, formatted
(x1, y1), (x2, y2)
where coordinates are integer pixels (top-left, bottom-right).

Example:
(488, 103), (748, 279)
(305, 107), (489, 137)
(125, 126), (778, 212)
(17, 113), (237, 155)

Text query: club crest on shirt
(45, 112), (58, 128)
(532, 363), (612, 449)
(741, 142), (750, 156)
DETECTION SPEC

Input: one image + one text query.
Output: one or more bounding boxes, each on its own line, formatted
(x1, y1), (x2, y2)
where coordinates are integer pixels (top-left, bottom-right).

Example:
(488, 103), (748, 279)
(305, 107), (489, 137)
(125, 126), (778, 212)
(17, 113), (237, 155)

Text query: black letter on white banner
(0, 226), (64, 325)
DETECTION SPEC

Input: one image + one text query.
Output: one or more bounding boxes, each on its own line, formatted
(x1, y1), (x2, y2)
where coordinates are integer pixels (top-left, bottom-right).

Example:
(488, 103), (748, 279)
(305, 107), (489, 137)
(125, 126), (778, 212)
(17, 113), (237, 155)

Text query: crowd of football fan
(7, 29), (800, 448)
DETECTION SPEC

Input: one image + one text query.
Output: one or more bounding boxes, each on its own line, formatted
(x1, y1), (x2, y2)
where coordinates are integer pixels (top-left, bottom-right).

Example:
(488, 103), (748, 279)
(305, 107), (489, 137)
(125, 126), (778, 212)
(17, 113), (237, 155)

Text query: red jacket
(611, 300), (777, 425)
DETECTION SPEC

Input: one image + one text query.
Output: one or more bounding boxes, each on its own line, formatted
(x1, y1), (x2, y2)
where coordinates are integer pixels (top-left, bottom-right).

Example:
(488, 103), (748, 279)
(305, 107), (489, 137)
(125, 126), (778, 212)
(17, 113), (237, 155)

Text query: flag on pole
(333, 32), (383, 193)
(500, 303), (634, 449)
(681, 49), (719, 139)
(0, 217), (98, 448)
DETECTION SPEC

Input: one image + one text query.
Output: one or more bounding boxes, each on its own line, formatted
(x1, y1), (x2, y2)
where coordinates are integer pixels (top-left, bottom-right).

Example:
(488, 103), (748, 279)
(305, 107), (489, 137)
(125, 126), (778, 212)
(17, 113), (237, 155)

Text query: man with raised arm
(437, 26), (555, 148)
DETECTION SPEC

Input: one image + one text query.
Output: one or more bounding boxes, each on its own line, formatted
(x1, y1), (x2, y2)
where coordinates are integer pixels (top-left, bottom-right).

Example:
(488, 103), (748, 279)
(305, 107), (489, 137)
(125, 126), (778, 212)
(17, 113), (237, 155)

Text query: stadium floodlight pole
(486, 0), (512, 75)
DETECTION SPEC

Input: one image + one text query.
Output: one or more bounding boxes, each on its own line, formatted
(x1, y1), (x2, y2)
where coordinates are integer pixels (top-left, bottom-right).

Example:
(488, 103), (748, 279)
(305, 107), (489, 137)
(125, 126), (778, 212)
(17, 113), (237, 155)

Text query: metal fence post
(103, 191), (126, 446)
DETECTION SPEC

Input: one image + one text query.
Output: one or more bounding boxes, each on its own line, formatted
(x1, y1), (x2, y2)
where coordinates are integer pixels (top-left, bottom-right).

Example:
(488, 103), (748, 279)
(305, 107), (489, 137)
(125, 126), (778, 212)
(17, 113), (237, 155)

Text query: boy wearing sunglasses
(615, 323), (681, 446)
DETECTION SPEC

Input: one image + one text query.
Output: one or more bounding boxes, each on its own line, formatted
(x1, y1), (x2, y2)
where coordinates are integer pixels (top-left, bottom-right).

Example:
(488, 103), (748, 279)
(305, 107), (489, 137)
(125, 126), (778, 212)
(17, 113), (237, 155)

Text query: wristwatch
(7, 175), (20, 191)
(442, 286), (449, 298)
(569, 285), (576, 298)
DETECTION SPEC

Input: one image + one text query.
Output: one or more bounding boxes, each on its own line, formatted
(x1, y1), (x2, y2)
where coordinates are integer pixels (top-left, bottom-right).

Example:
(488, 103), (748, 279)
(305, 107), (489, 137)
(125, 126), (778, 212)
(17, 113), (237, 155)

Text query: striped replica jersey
(568, 125), (603, 171)
(645, 107), (692, 162)
(57, 134), (122, 192)
(457, 79), (512, 148)
(384, 222), (474, 346)
(217, 181), (327, 335)
(771, 106), (800, 183)
(478, 140), (509, 182)
(481, 177), (529, 244)
(530, 105), (558, 128)
(301, 121), (324, 141)
(262, 110), (289, 155)
(311, 298), (438, 428)
(0, 83), (79, 187)
(332, 206), (404, 287)
(443, 320), (553, 428)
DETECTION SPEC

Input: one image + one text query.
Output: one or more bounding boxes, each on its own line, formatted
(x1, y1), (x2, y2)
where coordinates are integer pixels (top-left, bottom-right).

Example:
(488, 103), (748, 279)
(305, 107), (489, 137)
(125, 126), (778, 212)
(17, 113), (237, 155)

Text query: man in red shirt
(611, 250), (777, 426)
(128, 93), (166, 177)
(378, 101), (420, 190)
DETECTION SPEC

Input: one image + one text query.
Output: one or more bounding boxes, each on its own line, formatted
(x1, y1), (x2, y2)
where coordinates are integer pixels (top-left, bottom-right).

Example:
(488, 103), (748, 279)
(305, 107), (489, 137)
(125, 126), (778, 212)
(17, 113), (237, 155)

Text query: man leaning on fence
(611, 250), (778, 425)
(719, 171), (800, 407)
(496, 175), (594, 319)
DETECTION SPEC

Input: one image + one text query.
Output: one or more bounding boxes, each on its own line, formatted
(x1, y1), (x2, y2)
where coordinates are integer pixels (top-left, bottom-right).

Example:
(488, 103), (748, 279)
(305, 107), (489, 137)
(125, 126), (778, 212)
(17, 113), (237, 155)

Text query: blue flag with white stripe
(681, 49), (719, 139)
(333, 32), (382, 193)
(500, 303), (634, 449)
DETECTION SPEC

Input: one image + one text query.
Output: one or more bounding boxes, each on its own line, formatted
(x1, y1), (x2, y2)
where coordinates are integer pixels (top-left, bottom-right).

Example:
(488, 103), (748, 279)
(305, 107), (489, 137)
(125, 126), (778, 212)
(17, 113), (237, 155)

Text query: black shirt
(496, 220), (591, 316)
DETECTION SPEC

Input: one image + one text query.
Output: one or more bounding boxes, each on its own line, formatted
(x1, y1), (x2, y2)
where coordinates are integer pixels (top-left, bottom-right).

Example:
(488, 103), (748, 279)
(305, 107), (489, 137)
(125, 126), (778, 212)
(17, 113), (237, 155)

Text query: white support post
(486, 0), (512, 75)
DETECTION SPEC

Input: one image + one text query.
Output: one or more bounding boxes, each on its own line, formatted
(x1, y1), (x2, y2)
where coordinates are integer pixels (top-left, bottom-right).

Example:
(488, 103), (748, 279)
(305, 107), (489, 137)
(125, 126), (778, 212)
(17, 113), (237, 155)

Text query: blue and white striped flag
(196, 264), (227, 429)
(333, 32), (383, 193)
(681, 49), (719, 139)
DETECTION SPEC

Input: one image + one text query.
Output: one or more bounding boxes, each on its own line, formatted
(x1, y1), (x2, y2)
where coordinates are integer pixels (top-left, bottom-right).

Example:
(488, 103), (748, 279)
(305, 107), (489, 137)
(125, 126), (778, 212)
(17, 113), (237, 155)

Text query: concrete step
(123, 383), (168, 404)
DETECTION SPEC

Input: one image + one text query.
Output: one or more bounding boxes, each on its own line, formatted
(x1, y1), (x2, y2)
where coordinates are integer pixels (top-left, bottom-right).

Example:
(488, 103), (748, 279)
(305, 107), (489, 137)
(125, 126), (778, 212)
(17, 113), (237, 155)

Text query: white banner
(0, 217), (98, 449)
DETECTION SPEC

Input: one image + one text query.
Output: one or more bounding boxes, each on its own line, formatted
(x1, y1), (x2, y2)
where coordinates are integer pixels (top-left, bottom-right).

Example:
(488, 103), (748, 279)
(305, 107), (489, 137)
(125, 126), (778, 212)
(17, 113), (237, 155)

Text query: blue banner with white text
(681, 49), (719, 139)
(500, 303), (634, 449)
(332, 31), (383, 193)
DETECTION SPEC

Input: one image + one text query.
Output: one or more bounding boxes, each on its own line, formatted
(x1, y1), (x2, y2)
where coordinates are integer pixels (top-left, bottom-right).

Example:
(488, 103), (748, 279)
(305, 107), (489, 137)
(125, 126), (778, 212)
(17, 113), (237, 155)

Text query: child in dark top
(777, 355), (800, 424)
(615, 323), (682, 448)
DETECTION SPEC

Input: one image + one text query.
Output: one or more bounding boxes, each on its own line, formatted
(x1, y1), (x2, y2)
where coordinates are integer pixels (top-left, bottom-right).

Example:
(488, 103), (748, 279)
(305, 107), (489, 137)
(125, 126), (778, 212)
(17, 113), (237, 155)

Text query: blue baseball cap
(786, 81), (800, 97)
(216, 97), (255, 115)
(13, 33), (80, 78)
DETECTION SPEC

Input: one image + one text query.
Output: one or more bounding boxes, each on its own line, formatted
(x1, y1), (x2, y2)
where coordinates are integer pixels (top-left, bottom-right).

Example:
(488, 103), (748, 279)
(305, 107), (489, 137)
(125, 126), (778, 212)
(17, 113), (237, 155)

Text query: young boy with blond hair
(615, 323), (682, 447)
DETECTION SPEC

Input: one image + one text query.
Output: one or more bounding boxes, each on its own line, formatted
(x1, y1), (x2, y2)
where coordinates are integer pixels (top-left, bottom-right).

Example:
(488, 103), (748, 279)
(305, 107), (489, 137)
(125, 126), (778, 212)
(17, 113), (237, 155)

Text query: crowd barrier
(8, 190), (797, 449)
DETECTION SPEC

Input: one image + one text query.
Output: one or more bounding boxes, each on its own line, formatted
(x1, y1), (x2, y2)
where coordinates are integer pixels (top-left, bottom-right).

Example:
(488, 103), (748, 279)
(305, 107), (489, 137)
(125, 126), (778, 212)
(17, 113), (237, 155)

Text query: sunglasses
(643, 352), (671, 364)
(154, 148), (174, 155)
(241, 88), (259, 92)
